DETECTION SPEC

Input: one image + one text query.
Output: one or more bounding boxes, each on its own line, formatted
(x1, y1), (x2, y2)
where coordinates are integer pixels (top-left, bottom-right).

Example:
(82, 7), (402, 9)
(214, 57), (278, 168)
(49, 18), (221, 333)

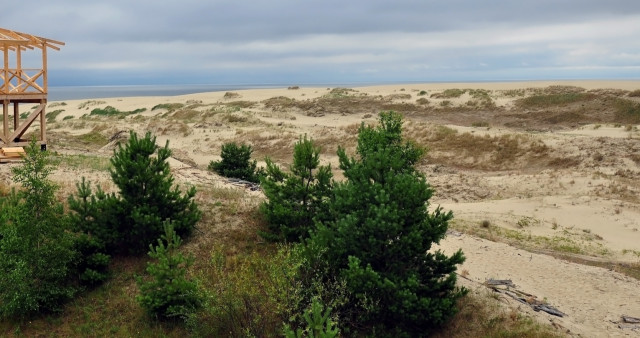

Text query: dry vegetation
(2, 84), (640, 336)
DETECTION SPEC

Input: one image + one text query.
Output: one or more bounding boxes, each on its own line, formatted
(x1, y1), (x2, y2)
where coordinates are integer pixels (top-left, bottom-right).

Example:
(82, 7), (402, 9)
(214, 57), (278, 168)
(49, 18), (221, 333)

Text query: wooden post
(3, 45), (8, 93)
(13, 101), (18, 131)
(40, 99), (46, 143)
(16, 46), (21, 92)
(42, 42), (47, 93)
(2, 99), (8, 141)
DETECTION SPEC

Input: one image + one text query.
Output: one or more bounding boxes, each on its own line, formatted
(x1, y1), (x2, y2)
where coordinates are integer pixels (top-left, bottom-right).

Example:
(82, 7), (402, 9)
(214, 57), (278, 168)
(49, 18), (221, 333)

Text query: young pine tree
(208, 142), (261, 183)
(110, 131), (201, 254)
(136, 222), (202, 321)
(308, 112), (466, 335)
(260, 135), (333, 242)
(69, 131), (201, 255)
(0, 139), (78, 318)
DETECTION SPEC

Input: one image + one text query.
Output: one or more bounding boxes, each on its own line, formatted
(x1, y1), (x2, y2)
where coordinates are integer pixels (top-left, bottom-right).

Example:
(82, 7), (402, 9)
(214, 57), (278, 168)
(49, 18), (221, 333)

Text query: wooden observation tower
(0, 28), (64, 151)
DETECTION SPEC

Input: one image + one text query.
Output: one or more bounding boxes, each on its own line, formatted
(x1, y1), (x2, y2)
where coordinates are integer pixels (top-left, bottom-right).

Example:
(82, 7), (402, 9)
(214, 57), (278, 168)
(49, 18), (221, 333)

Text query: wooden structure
(0, 28), (64, 150)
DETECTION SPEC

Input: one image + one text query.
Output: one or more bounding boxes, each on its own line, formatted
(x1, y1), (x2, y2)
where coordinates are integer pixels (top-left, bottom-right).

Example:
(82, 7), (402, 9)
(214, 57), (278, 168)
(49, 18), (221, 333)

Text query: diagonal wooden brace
(9, 102), (44, 142)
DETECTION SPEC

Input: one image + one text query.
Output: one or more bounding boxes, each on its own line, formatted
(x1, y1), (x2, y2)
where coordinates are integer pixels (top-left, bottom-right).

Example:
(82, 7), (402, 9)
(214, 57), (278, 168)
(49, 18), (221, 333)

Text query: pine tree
(260, 135), (333, 242)
(136, 222), (202, 321)
(109, 131), (201, 254)
(69, 131), (201, 255)
(0, 139), (78, 317)
(308, 112), (466, 335)
(208, 142), (261, 183)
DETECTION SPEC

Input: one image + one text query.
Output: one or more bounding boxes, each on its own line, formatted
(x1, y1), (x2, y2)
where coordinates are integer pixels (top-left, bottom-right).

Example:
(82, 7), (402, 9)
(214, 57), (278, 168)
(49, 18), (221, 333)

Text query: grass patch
(432, 88), (466, 98)
(54, 154), (112, 171)
(613, 98), (640, 123)
(432, 288), (564, 338)
(46, 109), (65, 123)
(78, 100), (107, 110)
(516, 92), (594, 108)
(90, 106), (147, 118)
(324, 87), (357, 98)
(411, 124), (549, 170)
(76, 130), (109, 148)
(471, 121), (490, 128)
(223, 92), (240, 99)
(49, 102), (67, 108)
(225, 101), (256, 109)
(151, 103), (184, 112)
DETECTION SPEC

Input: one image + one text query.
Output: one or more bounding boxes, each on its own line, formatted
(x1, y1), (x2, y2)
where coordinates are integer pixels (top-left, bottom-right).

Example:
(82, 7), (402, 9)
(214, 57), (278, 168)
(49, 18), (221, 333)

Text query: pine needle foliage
(136, 222), (202, 321)
(209, 142), (262, 183)
(260, 135), (333, 242)
(69, 131), (201, 255)
(308, 111), (466, 335)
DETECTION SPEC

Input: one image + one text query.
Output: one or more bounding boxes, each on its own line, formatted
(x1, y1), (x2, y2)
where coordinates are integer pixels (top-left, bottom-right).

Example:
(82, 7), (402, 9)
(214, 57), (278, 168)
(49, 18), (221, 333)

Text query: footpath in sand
(438, 233), (640, 337)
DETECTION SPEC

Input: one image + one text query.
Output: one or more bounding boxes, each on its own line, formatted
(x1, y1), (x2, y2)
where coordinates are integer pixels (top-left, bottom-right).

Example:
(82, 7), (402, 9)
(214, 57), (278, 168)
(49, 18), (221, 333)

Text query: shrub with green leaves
(0, 139), (78, 318)
(308, 111), (466, 335)
(260, 135), (333, 242)
(284, 299), (339, 338)
(209, 142), (262, 183)
(136, 223), (202, 321)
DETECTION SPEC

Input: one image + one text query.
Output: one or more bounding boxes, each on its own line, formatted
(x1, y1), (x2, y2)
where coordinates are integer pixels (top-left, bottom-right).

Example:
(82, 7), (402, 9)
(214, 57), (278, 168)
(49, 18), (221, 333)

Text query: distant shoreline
(48, 80), (640, 102)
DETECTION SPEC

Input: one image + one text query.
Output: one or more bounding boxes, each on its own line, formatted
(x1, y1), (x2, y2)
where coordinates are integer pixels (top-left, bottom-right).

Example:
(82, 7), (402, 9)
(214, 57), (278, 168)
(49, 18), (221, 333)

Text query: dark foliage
(260, 135), (333, 242)
(69, 131), (201, 256)
(209, 142), (262, 183)
(307, 112), (466, 335)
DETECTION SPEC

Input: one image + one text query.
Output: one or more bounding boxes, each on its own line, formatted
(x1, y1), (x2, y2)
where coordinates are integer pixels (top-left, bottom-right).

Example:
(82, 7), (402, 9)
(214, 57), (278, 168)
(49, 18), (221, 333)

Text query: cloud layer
(3, 1), (640, 85)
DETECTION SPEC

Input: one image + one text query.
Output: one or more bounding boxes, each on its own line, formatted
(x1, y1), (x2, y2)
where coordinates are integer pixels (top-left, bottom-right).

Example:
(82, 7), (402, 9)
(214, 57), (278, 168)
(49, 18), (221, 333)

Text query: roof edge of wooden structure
(0, 28), (64, 51)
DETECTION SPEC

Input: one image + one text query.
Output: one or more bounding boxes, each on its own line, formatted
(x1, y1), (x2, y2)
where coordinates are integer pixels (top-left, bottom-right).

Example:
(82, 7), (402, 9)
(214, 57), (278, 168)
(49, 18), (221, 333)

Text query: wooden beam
(9, 102), (43, 142)
(40, 99), (45, 143)
(2, 99), (8, 142)
(13, 101), (18, 131)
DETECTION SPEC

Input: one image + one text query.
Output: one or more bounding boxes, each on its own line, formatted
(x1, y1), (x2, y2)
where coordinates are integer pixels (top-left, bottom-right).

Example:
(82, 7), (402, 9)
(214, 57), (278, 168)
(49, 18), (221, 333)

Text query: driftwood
(485, 279), (566, 318)
(616, 315), (640, 331)
(226, 178), (261, 191)
(485, 279), (516, 288)
(622, 315), (640, 324)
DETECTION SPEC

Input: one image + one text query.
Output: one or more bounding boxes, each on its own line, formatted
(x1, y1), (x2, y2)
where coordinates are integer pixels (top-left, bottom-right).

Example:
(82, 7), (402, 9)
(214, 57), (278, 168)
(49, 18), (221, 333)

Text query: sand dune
(4, 80), (640, 336)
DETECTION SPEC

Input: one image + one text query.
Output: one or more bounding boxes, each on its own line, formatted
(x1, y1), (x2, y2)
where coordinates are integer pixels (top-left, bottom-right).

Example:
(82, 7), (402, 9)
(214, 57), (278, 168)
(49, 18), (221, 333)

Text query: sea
(47, 84), (289, 102)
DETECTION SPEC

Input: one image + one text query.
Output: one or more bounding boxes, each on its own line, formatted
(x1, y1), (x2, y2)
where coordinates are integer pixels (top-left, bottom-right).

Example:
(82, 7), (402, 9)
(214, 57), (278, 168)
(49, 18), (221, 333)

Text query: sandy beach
(2, 80), (639, 336)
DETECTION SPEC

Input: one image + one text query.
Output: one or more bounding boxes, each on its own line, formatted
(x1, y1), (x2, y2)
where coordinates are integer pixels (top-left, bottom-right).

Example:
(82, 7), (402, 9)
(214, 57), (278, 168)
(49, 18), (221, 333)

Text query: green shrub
(284, 299), (339, 338)
(0, 139), (78, 318)
(308, 112), (466, 335)
(209, 142), (262, 183)
(69, 131), (201, 255)
(260, 135), (333, 242)
(136, 223), (202, 321)
(89, 106), (146, 117)
(189, 245), (305, 337)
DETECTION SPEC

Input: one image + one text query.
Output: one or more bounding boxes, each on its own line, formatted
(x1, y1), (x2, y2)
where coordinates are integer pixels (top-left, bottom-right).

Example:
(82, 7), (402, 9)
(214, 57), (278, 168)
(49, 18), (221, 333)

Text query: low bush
(0, 139), (78, 318)
(209, 142), (263, 183)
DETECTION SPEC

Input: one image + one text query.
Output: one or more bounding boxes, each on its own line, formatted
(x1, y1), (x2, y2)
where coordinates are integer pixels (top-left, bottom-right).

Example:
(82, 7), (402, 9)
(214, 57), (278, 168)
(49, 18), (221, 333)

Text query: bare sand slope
(438, 233), (640, 337)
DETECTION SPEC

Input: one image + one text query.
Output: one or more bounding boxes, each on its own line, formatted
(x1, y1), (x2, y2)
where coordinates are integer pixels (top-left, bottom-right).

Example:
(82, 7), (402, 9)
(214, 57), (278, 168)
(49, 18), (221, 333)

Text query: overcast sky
(3, 1), (640, 86)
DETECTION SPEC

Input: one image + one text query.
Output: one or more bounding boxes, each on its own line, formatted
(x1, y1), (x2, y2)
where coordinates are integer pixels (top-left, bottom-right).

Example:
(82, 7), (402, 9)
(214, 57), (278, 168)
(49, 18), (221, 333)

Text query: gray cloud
(3, 1), (640, 85)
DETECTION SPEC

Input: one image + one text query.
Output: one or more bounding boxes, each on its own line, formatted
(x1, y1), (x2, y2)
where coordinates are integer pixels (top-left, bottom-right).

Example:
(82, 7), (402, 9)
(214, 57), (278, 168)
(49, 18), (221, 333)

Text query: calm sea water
(47, 84), (290, 101)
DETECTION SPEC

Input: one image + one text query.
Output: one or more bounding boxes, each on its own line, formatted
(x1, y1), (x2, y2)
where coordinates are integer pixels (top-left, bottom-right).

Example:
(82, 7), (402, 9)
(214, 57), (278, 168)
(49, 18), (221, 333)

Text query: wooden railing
(1, 68), (45, 94)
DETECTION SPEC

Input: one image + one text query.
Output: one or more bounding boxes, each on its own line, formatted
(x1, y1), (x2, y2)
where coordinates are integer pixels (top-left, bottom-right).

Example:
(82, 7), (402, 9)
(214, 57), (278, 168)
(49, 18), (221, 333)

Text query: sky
(3, 0), (640, 86)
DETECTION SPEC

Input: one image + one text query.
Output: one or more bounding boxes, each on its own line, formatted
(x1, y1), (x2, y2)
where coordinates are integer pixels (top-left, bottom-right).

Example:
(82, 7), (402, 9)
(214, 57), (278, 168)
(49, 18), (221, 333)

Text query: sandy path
(438, 233), (640, 337)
